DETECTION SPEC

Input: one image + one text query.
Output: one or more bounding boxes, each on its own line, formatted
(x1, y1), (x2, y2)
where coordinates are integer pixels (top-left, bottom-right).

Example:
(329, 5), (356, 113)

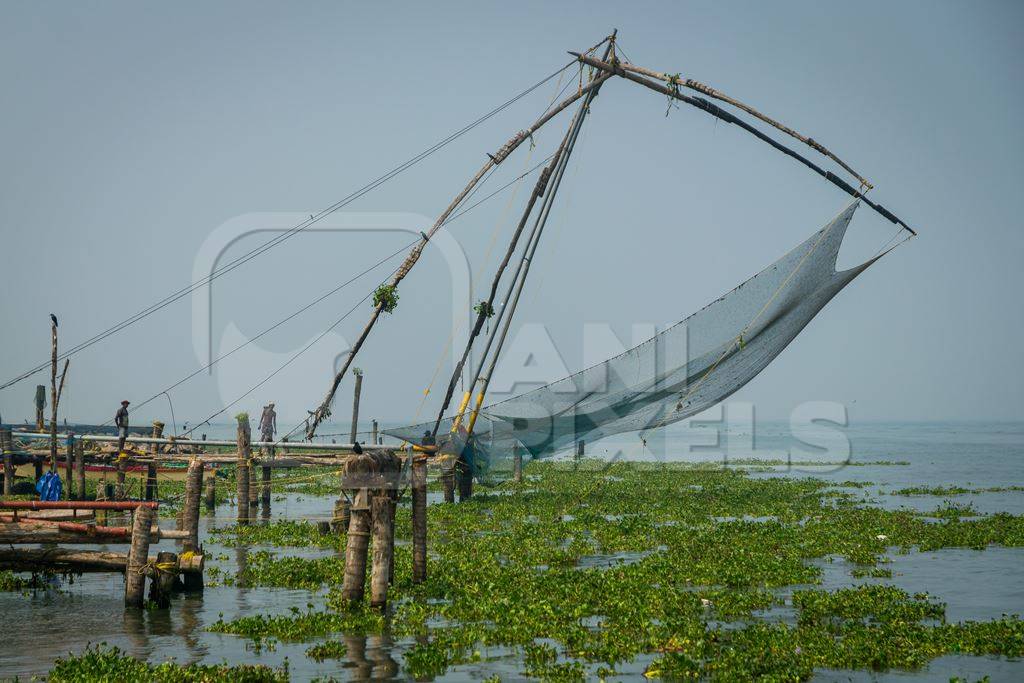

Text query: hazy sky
(1, 1), (1021, 432)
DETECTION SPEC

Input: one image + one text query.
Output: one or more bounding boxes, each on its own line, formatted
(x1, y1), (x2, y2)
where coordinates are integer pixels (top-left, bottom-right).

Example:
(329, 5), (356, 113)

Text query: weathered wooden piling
(513, 444), (523, 483)
(412, 454), (427, 583)
(203, 474), (216, 509)
(457, 454), (473, 502)
(332, 497), (350, 533)
(125, 505), (155, 608)
(75, 441), (86, 500)
(261, 463), (271, 508)
(182, 458), (204, 590)
(370, 493), (395, 609)
(342, 489), (371, 603)
(442, 458), (455, 503)
(148, 550), (178, 609)
(1, 428), (13, 496)
(371, 419), (379, 445)
(236, 415), (251, 524)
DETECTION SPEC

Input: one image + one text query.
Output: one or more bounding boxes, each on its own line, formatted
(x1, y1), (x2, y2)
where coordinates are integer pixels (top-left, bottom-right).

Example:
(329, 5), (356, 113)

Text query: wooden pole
(412, 454), (427, 583)
(49, 322), (58, 472)
(65, 432), (75, 498)
(75, 441), (86, 500)
(148, 550), (177, 609)
(513, 444), (523, 483)
(1, 429), (12, 496)
(236, 415), (251, 524)
(124, 505), (154, 608)
(248, 465), (259, 508)
(457, 454), (473, 502)
(350, 369), (363, 444)
(332, 496), (350, 533)
(369, 493), (394, 609)
(342, 488), (371, 603)
(116, 456), (127, 500)
(261, 463), (271, 508)
(304, 67), (614, 440)
(203, 475), (216, 509)
(182, 458), (204, 590)
(442, 459), (455, 504)
(35, 384), (46, 432)
(371, 419), (378, 445)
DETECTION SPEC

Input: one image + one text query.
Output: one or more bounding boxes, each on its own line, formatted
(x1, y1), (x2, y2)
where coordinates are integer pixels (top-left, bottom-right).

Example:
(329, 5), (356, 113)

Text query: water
(1, 421), (1022, 680)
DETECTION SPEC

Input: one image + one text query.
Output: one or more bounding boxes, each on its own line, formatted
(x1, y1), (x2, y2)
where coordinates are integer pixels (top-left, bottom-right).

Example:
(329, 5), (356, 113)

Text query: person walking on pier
(115, 400), (130, 454)
(259, 403), (277, 455)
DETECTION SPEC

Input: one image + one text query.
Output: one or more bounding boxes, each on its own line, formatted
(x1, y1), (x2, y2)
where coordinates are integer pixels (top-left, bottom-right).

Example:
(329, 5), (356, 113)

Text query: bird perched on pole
(49, 313), (58, 328)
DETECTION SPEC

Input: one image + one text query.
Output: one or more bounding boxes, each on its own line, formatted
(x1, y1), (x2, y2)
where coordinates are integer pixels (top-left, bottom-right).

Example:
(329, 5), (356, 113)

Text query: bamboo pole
(0, 500), (158, 510)
(572, 52), (916, 236)
(261, 463), (271, 508)
(248, 465), (259, 508)
(442, 458), (455, 504)
(411, 454), (427, 583)
(615, 60), (872, 189)
(125, 505), (154, 608)
(369, 493), (395, 609)
(350, 369), (363, 444)
(236, 415), (251, 524)
(0, 522), (187, 544)
(304, 66), (615, 439)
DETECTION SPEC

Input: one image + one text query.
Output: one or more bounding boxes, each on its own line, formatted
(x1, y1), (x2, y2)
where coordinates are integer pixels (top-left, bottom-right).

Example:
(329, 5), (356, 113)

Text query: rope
(0, 61), (577, 394)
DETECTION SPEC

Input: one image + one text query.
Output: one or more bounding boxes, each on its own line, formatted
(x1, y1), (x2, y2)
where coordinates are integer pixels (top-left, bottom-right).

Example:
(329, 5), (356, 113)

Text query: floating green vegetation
(48, 644), (288, 682)
(0, 570), (39, 591)
(210, 520), (342, 549)
(55, 460), (1024, 680)
(891, 485), (1024, 496)
(304, 640), (347, 661)
(728, 458), (910, 466)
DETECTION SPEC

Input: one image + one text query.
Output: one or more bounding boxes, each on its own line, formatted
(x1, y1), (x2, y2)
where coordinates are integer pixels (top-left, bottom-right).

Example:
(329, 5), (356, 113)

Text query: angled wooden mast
(304, 35), (617, 439)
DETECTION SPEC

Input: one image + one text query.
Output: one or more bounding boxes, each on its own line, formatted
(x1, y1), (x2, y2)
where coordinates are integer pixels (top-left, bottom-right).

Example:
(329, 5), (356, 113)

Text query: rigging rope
(0, 61), (577, 394)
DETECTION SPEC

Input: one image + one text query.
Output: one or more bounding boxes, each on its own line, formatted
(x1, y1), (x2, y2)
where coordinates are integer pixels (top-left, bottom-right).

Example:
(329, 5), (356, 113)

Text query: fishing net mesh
(388, 202), (879, 478)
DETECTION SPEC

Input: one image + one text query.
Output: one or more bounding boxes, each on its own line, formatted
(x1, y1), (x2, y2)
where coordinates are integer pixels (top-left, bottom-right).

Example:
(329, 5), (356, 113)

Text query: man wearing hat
(115, 400), (130, 454)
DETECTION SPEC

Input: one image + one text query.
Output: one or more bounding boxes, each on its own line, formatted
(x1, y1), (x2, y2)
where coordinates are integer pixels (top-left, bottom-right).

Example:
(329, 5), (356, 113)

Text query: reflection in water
(342, 632), (399, 679)
(122, 608), (148, 650)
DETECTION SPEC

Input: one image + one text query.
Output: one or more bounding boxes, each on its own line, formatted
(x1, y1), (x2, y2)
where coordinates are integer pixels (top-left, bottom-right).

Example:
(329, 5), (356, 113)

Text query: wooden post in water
(116, 456), (127, 501)
(148, 550), (178, 609)
(457, 454), (472, 502)
(1, 429), (13, 496)
(248, 464), (259, 509)
(412, 454), (427, 583)
(65, 433), (75, 498)
(75, 441), (86, 500)
(371, 419), (378, 446)
(350, 368), (363, 444)
(442, 459), (455, 503)
(261, 460), (271, 508)
(369, 493), (395, 609)
(146, 422), (163, 501)
(182, 458), (204, 590)
(333, 497), (350, 533)
(513, 444), (523, 483)
(124, 505), (154, 608)
(236, 415), (251, 524)
(342, 488), (371, 603)
(203, 474), (216, 509)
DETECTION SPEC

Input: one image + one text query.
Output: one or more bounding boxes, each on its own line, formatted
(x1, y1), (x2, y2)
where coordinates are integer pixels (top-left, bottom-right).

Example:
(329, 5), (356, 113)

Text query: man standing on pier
(259, 402), (277, 456)
(115, 400), (130, 454)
